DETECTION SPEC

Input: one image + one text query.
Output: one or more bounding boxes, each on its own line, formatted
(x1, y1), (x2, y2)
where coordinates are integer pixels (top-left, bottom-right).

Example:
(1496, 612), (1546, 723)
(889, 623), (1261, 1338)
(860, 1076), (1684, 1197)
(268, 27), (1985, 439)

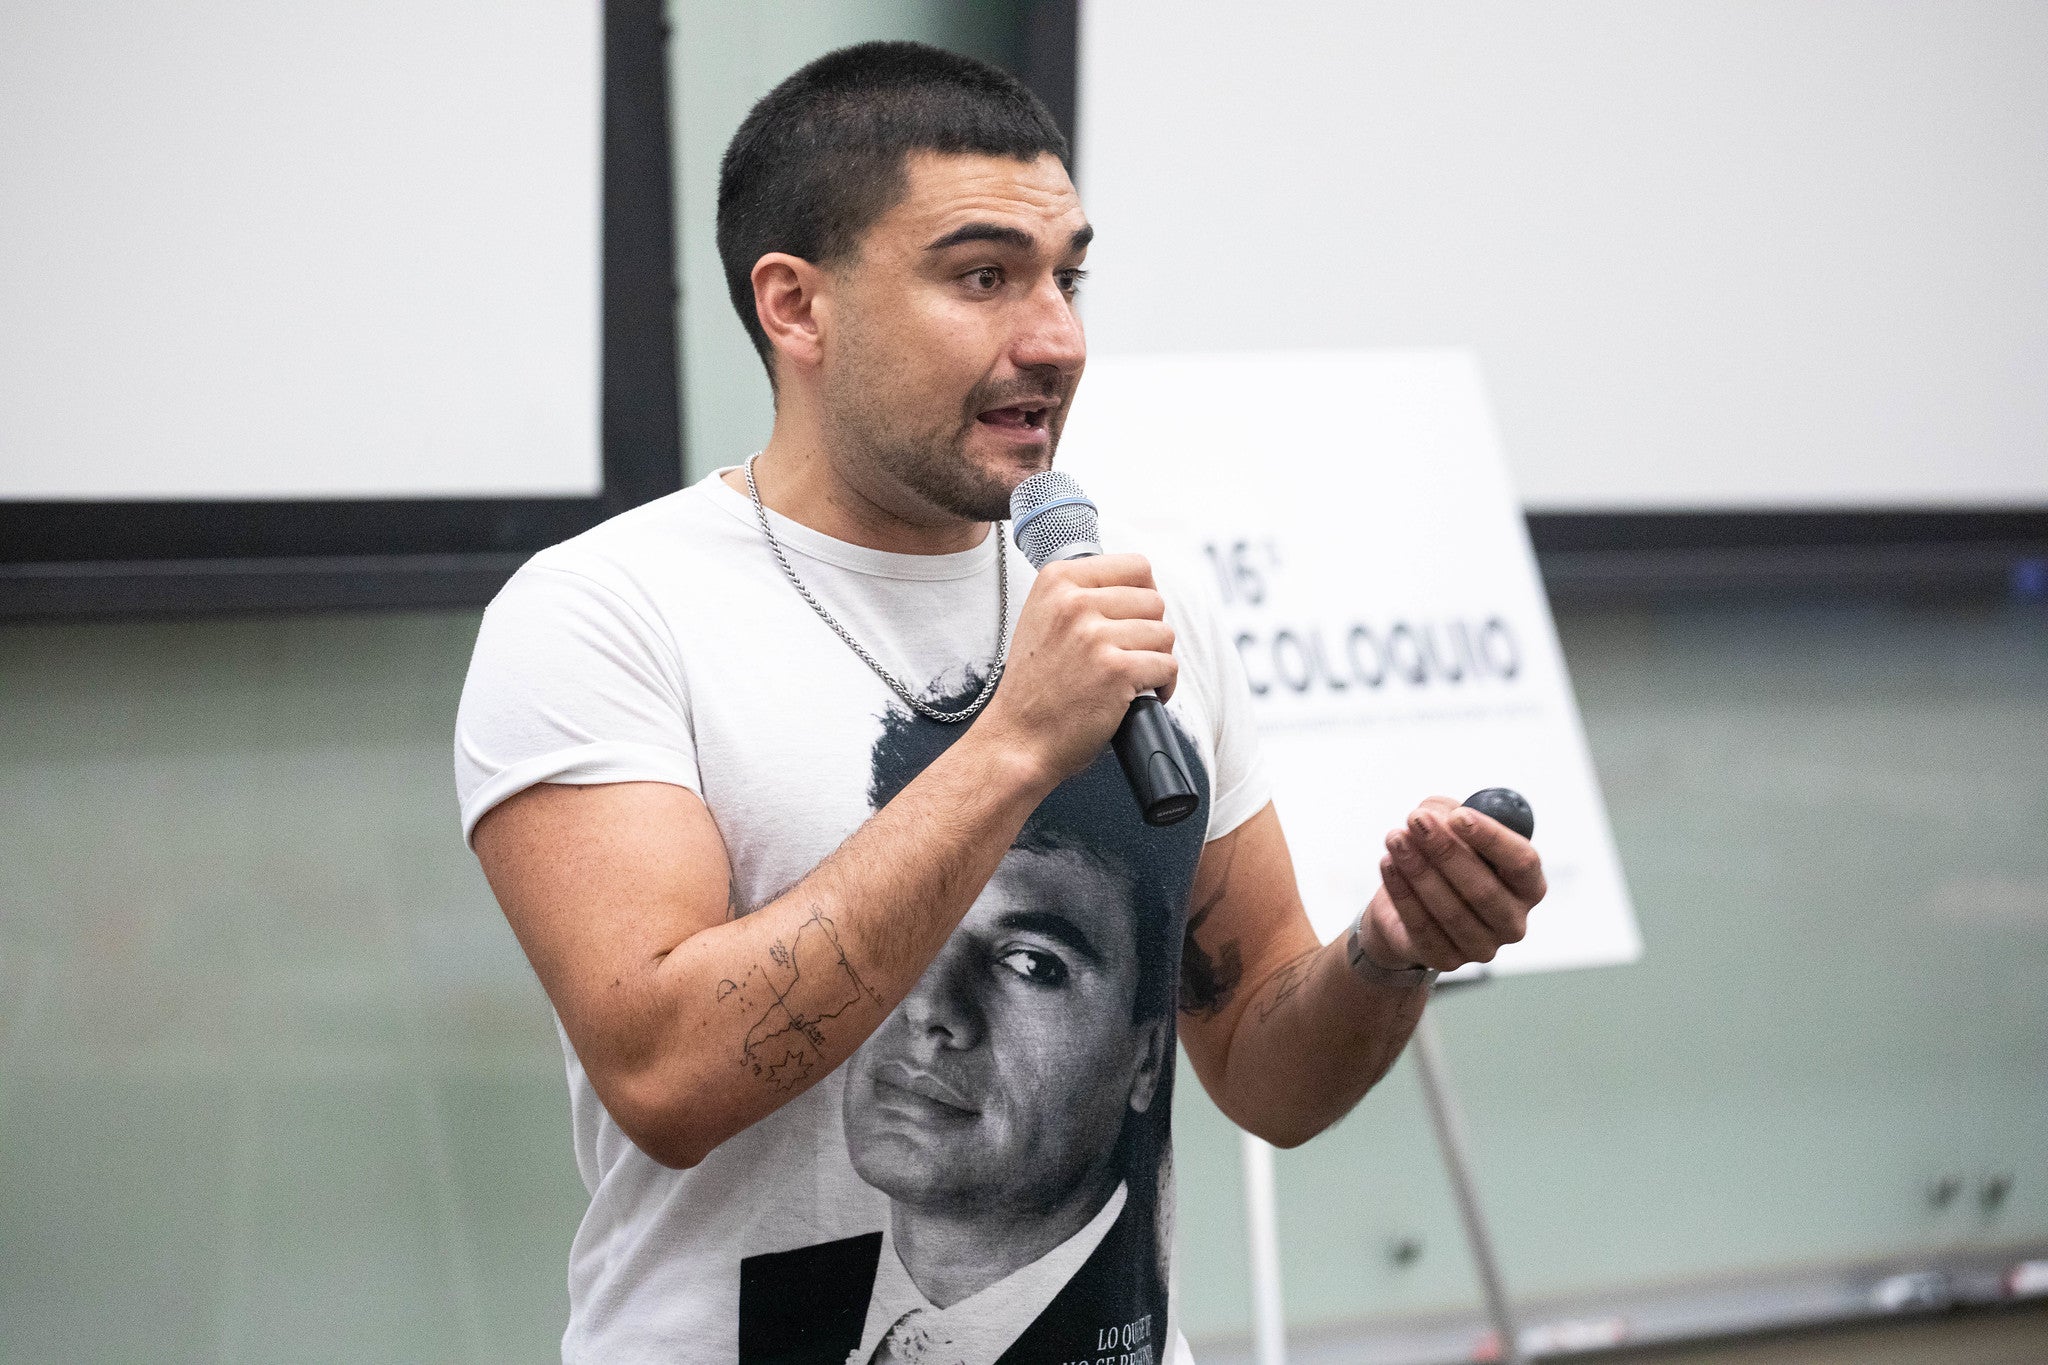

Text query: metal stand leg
(1241, 1132), (1289, 1365)
(1411, 1011), (1525, 1365)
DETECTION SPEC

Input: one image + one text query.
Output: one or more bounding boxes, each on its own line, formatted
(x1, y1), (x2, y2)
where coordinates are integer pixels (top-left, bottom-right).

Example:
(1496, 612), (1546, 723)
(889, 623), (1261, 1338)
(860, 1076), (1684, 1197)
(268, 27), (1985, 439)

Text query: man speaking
(454, 40), (1545, 1365)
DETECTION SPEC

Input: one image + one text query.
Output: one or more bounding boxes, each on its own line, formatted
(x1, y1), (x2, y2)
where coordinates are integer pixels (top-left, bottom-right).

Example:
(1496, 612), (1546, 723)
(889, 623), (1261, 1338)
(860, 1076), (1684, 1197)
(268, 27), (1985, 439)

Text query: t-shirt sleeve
(1195, 607), (1272, 843)
(453, 557), (699, 845)
(1157, 548), (1271, 844)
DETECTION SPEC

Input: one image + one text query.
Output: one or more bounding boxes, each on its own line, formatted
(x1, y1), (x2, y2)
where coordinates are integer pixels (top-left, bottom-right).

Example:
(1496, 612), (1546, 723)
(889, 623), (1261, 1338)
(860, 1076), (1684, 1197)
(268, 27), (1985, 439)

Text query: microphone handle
(1114, 693), (1200, 827)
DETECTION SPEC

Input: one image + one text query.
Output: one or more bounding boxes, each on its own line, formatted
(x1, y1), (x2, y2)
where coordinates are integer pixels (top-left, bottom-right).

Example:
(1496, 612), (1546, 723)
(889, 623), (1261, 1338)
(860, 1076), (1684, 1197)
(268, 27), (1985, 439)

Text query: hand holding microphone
(976, 471), (1199, 826)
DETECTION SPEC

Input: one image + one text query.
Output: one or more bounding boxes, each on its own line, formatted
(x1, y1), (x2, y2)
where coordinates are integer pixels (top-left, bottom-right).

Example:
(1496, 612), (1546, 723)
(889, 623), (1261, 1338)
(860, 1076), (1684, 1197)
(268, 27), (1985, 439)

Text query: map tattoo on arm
(716, 906), (882, 1092)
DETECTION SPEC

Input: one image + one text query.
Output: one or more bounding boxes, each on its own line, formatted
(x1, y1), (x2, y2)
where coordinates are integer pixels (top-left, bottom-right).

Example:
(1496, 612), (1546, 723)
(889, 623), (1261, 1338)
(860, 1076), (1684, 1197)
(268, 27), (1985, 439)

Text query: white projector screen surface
(0, 1), (601, 501)
(1077, 1), (2048, 513)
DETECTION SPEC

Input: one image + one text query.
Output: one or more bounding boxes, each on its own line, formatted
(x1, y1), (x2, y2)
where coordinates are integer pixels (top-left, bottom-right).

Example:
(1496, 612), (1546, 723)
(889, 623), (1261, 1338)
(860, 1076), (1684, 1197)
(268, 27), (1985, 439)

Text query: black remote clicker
(1461, 787), (1535, 841)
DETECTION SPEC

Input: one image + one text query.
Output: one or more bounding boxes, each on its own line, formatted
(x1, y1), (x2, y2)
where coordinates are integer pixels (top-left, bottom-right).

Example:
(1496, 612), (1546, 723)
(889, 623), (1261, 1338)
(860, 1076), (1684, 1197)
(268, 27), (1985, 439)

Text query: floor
(1597, 1303), (2048, 1365)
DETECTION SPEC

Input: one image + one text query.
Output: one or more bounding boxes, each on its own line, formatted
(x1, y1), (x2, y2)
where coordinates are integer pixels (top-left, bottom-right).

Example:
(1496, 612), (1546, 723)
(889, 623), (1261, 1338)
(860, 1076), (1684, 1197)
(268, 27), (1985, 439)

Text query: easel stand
(1411, 990), (1526, 1365)
(1241, 978), (1526, 1365)
(1241, 1134), (1289, 1365)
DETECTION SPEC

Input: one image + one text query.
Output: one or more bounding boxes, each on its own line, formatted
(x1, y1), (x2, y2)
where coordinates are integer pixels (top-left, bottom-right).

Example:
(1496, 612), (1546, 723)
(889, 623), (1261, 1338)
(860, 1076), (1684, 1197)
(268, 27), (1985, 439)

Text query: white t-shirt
(454, 469), (1268, 1364)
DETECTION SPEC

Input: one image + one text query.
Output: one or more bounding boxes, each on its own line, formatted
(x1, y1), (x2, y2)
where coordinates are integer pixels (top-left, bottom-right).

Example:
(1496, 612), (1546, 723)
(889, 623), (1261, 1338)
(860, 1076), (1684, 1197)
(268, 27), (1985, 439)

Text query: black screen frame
(1527, 507), (2048, 605)
(0, 0), (682, 620)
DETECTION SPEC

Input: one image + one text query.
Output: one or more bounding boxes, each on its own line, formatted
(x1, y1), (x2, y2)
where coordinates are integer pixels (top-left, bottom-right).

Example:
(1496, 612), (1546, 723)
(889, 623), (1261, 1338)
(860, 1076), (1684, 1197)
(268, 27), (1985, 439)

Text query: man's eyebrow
(996, 910), (1105, 966)
(925, 222), (1034, 253)
(923, 222), (1096, 254)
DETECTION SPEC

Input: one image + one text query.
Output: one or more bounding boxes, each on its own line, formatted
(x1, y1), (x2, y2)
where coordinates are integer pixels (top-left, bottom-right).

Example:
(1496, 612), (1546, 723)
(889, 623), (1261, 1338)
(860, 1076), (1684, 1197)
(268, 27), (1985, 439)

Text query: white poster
(1058, 350), (1641, 974)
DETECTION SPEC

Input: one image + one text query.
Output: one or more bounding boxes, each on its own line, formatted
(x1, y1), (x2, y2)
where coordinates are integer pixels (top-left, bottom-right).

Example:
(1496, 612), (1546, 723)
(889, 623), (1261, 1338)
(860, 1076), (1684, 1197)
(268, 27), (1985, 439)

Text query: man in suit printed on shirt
(739, 688), (1195, 1365)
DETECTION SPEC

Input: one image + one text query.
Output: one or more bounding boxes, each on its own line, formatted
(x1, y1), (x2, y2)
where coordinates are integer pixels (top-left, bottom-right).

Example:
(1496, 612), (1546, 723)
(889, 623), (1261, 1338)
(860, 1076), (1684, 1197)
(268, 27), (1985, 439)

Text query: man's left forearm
(1204, 934), (1429, 1148)
(1177, 796), (1541, 1149)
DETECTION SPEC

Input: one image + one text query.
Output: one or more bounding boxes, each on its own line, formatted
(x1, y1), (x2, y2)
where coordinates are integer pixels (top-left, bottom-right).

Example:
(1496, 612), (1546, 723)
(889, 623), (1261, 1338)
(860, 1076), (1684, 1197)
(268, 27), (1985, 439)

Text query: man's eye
(996, 947), (1068, 986)
(966, 267), (1002, 291)
(1058, 269), (1087, 296)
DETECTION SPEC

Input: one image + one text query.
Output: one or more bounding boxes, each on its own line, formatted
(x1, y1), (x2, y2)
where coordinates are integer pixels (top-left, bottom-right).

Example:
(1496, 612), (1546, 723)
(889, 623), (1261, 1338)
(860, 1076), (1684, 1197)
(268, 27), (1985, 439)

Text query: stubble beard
(825, 346), (1061, 525)
(868, 423), (1019, 525)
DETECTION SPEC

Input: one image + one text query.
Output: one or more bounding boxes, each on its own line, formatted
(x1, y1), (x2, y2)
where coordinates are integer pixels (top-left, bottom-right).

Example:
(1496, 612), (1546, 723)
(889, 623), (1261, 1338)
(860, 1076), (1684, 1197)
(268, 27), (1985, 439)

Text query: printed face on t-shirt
(842, 845), (1166, 1223)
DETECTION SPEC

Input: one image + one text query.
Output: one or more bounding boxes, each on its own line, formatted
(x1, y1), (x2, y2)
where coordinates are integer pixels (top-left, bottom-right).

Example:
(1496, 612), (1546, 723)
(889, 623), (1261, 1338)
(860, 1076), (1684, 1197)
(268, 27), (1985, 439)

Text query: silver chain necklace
(743, 452), (1009, 724)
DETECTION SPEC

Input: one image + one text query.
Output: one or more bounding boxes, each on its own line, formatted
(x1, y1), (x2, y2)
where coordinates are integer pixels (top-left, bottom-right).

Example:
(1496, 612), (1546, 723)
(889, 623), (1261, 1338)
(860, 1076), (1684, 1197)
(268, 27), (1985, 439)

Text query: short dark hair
(866, 675), (1208, 1027)
(716, 41), (1069, 376)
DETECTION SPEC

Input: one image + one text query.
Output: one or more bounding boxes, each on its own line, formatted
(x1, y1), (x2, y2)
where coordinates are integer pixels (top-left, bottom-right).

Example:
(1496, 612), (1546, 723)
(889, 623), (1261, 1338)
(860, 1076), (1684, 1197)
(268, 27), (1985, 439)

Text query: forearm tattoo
(1179, 899), (1244, 1017)
(1180, 835), (1246, 1017)
(717, 906), (880, 1092)
(1252, 947), (1319, 1023)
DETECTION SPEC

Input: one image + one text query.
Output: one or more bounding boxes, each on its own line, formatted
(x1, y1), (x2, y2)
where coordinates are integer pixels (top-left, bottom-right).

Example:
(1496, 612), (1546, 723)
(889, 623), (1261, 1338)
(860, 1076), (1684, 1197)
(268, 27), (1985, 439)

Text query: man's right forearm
(604, 723), (1057, 1168)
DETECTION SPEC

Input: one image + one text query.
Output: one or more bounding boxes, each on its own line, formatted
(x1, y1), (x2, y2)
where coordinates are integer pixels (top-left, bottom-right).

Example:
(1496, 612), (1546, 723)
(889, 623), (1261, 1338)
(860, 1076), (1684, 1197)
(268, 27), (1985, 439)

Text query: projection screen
(0, 0), (680, 616)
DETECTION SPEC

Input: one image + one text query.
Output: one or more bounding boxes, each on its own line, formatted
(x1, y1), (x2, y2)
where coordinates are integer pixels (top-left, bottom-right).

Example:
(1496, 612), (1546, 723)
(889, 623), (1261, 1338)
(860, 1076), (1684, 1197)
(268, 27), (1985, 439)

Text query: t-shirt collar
(703, 467), (1002, 583)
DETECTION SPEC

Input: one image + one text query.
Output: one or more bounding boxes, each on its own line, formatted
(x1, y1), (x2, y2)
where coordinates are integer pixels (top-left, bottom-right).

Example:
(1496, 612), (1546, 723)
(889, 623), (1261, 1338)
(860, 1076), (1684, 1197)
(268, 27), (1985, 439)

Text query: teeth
(978, 405), (1047, 428)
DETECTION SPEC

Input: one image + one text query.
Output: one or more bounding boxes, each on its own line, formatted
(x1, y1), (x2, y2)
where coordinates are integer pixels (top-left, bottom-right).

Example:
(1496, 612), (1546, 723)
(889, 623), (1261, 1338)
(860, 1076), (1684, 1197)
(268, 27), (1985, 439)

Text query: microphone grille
(1009, 469), (1100, 569)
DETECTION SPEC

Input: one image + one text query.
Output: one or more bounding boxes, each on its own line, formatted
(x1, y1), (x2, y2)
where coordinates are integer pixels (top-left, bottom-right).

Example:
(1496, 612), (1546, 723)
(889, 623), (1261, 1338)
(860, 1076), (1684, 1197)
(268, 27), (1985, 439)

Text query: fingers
(1050, 552), (1156, 591)
(1383, 829), (1501, 963)
(1402, 809), (1530, 943)
(1382, 802), (1545, 966)
(994, 553), (1182, 778)
(1030, 564), (1166, 631)
(1369, 868), (1466, 971)
(1448, 807), (1547, 902)
(1094, 617), (1175, 655)
(1052, 571), (1173, 698)
(1139, 655), (1178, 702)
(1117, 646), (1178, 700)
(1084, 585), (1168, 622)
(1084, 609), (1174, 689)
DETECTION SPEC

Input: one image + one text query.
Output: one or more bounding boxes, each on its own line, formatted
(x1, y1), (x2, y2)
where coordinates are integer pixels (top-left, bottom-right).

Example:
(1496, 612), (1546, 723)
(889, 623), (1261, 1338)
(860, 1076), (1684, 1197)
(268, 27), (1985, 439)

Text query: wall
(6, 600), (2042, 1359)
(0, 611), (572, 1361)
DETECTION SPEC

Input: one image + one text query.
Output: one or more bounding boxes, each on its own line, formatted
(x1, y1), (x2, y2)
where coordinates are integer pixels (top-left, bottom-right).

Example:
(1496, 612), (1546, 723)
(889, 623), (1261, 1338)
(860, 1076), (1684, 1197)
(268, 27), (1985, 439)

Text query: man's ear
(1125, 1015), (1169, 1116)
(750, 252), (830, 376)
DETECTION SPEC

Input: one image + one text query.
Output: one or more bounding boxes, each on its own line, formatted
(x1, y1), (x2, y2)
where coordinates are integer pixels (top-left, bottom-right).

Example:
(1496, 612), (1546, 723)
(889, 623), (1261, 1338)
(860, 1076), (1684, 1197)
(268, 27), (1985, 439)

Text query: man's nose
(1009, 272), (1085, 376)
(899, 949), (984, 1051)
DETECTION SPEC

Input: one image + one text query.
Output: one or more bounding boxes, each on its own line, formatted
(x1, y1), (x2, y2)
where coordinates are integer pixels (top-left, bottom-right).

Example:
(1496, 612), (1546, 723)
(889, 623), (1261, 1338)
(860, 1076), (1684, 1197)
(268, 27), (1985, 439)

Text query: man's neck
(720, 430), (989, 557)
(888, 1167), (1121, 1309)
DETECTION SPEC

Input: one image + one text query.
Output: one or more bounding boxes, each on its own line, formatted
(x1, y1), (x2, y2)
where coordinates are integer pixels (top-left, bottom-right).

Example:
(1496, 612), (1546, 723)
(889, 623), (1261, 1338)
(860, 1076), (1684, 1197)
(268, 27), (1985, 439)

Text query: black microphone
(1010, 471), (1200, 827)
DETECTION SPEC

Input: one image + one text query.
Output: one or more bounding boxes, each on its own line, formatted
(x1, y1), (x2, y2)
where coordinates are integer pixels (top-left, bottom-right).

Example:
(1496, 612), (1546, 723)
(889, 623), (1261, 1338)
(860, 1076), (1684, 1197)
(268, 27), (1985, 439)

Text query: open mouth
(976, 403), (1053, 433)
